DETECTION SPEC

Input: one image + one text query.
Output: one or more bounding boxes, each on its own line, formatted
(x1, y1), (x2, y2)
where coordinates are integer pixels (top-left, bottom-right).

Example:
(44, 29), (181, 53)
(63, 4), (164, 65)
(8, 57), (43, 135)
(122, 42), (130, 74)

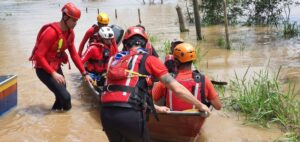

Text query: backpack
(106, 49), (149, 81)
(164, 54), (177, 74)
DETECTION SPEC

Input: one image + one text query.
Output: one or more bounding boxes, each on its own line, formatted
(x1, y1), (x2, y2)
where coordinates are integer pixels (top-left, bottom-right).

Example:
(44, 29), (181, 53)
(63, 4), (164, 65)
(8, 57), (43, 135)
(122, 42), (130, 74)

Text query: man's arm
(69, 43), (93, 83)
(206, 77), (222, 110)
(78, 27), (94, 57)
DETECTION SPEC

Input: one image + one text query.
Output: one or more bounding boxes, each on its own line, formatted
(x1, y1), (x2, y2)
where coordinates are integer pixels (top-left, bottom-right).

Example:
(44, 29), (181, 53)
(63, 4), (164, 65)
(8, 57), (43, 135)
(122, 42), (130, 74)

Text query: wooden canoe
(86, 79), (101, 96)
(147, 111), (207, 142)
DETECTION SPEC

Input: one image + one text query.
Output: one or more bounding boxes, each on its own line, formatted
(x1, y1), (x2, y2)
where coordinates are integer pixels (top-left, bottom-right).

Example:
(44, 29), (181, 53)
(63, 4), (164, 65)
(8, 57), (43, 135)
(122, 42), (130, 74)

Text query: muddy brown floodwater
(0, 0), (299, 142)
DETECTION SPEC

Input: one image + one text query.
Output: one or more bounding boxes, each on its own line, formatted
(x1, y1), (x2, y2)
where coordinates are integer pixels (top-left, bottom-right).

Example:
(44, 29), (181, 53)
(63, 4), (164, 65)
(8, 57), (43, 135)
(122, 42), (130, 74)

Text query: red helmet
(123, 26), (148, 42)
(61, 2), (81, 20)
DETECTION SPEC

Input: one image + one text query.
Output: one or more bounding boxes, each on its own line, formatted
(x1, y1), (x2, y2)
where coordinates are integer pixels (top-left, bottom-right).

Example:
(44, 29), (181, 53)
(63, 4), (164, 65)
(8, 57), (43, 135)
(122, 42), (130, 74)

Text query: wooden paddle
(211, 80), (228, 85)
(167, 109), (208, 117)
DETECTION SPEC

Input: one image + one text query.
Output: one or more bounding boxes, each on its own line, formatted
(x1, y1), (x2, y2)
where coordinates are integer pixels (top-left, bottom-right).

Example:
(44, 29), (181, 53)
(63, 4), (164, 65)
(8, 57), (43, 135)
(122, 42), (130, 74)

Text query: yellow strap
(182, 109), (199, 113)
(57, 38), (63, 52)
(92, 80), (97, 86)
(125, 69), (148, 78)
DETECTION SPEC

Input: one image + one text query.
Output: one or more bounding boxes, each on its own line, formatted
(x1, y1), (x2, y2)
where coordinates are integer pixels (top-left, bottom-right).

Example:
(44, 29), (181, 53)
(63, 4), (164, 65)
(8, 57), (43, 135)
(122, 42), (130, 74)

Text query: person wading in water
(29, 2), (92, 111)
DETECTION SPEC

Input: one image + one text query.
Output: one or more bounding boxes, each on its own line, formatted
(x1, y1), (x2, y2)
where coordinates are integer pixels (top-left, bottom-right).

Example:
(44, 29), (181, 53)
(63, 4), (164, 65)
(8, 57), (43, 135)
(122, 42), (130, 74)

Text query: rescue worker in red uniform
(164, 38), (184, 74)
(29, 2), (92, 111)
(122, 24), (159, 57)
(81, 26), (118, 85)
(100, 26), (210, 142)
(78, 12), (117, 57)
(152, 43), (222, 111)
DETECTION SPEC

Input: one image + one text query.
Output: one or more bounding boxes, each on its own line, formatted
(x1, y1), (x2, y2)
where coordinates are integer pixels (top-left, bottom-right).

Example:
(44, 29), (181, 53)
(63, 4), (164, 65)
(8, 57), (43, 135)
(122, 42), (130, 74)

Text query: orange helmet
(97, 12), (110, 25)
(123, 26), (148, 48)
(173, 43), (196, 63)
(61, 2), (81, 20)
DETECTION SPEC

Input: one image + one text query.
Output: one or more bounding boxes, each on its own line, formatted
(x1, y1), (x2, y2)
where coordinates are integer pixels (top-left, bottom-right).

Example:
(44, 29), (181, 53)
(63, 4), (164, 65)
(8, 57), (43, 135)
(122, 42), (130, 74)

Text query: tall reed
(283, 21), (299, 38)
(227, 66), (300, 141)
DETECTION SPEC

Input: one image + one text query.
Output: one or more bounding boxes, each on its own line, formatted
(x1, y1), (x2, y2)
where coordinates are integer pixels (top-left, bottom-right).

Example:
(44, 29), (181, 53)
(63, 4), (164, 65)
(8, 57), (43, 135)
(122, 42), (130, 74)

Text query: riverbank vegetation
(183, 0), (300, 47)
(283, 21), (300, 38)
(222, 66), (300, 141)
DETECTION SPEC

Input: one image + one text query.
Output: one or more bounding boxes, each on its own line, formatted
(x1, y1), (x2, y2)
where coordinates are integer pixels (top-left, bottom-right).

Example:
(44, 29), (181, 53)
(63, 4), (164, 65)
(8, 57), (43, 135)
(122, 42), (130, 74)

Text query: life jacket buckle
(56, 52), (63, 58)
(106, 84), (112, 92)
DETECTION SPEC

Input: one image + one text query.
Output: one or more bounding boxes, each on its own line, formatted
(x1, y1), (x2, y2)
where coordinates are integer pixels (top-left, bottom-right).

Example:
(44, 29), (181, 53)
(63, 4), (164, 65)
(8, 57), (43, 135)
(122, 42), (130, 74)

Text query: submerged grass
(155, 40), (171, 58)
(226, 66), (300, 141)
(283, 21), (299, 38)
(193, 45), (208, 69)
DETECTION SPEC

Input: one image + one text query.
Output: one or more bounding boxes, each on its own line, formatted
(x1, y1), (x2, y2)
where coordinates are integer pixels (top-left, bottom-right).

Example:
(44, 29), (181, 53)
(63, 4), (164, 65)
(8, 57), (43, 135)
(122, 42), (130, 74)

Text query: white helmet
(99, 26), (114, 39)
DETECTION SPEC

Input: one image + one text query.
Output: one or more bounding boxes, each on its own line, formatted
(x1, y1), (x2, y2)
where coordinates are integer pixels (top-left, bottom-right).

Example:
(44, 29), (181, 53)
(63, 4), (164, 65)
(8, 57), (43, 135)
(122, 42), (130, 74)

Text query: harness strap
(29, 23), (63, 61)
(92, 24), (99, 34)
(192, 83), (200, 109)
(103, 85), (135, 93)
(89, 59), (104, 65)
(168, 90), (173, 110)
(200, 73), (211, 107)
(193, 70), (211, 107)
(135, 54), (159, 121)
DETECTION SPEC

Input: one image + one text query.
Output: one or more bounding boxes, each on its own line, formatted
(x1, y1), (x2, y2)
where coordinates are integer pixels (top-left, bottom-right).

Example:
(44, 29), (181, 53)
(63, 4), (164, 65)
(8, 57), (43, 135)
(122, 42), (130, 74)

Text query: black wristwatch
(82, 72), (88, 77)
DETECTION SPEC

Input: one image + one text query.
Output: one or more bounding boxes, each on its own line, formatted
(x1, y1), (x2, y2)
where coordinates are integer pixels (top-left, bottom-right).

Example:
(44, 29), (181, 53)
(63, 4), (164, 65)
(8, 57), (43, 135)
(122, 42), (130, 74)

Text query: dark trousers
(100, 106), (149, 142)
(36, 68), (72, 111)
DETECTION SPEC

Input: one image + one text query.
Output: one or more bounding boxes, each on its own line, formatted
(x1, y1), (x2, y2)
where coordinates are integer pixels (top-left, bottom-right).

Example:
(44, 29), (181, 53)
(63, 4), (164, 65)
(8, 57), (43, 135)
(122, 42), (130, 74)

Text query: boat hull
(147, 111), (206, 142)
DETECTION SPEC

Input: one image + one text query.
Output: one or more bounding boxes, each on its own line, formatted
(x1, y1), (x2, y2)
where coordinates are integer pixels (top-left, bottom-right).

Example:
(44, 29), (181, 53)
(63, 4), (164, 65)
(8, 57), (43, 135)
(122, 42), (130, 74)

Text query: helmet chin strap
(62, 14), (71, 30)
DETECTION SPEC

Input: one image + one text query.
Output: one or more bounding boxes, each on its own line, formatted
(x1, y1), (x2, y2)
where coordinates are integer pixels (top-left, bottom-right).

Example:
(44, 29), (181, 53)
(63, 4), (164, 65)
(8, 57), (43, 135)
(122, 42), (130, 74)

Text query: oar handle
(199, 111), (209, 117)
(168, 110), (209, 117)
(211, 80), (228, 85)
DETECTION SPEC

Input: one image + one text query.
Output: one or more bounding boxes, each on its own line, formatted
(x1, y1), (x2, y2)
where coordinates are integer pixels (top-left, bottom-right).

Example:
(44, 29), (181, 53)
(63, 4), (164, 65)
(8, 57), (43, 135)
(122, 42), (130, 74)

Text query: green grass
(283, 21), (299, 38)
(217, 36), (226, 48)
(193, 46), (208, 69)
(155, 40), (171, 58)
(214, 84), (226, 97)
(148, 33), (159, 44)
(225, 66), (300, 141)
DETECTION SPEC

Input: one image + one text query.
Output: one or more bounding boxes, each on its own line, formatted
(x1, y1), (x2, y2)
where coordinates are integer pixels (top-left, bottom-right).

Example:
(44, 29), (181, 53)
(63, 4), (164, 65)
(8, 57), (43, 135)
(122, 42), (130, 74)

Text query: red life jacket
(88, 24), (101, 45)
(101, 50), (152, 109)
(145, 42), (153, 55)
(29, 22), (72, 70)
(164, 54), (177, 74)
(86, 43), (111, 74)
(166, 70), (211, 111)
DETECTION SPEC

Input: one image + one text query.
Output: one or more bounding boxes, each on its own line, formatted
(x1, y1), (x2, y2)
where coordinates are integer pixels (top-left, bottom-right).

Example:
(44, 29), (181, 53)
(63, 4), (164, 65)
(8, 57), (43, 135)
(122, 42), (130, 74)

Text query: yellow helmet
(173, 43), (196, 63)
(97, 12), (109, 25)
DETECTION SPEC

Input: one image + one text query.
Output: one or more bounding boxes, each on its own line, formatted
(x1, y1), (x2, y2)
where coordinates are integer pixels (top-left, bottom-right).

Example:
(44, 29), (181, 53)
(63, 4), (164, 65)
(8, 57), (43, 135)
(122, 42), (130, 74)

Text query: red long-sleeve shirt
(81, 42), (118, 74)
(34, 23), (85, 75)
